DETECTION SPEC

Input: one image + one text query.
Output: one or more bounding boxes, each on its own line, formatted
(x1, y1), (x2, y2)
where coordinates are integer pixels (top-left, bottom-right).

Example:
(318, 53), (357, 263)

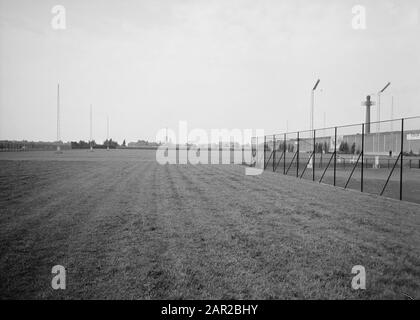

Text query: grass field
(0, 150), (419, 299)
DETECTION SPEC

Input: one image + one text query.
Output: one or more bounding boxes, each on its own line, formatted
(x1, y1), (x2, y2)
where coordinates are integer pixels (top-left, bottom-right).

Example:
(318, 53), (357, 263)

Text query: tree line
(70, 139), (124, 149)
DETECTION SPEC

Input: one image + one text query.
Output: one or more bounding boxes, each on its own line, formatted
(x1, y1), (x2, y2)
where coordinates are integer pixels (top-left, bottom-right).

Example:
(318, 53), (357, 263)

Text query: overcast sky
(0, 0), (419, 143)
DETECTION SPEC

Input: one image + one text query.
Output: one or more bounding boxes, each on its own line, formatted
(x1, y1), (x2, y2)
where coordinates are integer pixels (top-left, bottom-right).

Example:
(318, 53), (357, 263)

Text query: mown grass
(0, 150), (419, 299)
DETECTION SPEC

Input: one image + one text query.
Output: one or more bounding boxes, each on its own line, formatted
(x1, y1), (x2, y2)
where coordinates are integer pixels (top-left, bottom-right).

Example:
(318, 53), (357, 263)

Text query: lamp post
(310, 79), (320, 170)
(310, 79), (321, 138)
(391, 96), (395, 154)
(377, 82), (391, 130)
(390, 96), (394, 131)
(377, 82), (391, 153)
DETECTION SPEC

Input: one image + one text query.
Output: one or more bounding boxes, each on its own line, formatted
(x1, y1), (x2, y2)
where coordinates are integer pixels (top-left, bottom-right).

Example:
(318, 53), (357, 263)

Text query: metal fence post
(264, 135), (266, 170)
(297, 131), (300, 177)
(255, 136), (258, 168)
(313, 129), (316, 181)
(334, 127), (337, 186)
(400, 118), (404, 200)
(361, 123), (364, 193)
(283, 133), (286, 174)
(273, 134), (276, 172)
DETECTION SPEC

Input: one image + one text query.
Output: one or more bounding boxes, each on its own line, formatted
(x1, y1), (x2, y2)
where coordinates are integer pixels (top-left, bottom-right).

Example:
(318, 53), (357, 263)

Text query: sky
(0, 0), (419, 143)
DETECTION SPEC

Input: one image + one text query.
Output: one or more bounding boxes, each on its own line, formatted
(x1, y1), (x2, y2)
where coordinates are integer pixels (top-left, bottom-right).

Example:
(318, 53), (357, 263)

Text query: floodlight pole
(310, 79), (321, 137)
(390, 96), (394, 131)
(310, 91), (314, 132)
(376, 82), (391, 153)
(377, 82), (391, 150)
(309, 79), (320, 172)
(391, 96), (395, 153)
(313, 130), (316, 181)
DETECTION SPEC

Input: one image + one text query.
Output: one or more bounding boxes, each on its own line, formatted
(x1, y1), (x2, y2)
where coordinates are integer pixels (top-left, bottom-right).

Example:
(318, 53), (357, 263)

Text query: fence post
(264, 136), (266, 170)
(255, 137), (258, 168)
(273, 134), (276, 172)
(400, 118), (404, 200)
(297, 131), (300, 177)
(283, 133), (286, 174)
(313, 129), (316, 181)
(334, 127), (337, 186)
(361, 123), (364, 193)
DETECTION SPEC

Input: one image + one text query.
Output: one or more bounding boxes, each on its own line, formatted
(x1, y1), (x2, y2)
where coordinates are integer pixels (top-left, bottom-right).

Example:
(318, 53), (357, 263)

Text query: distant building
(294, 129), (420, 156)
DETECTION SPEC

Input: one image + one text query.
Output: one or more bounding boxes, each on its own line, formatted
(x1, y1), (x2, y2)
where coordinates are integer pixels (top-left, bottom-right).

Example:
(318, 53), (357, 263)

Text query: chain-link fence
(255, 116), (420, 204)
